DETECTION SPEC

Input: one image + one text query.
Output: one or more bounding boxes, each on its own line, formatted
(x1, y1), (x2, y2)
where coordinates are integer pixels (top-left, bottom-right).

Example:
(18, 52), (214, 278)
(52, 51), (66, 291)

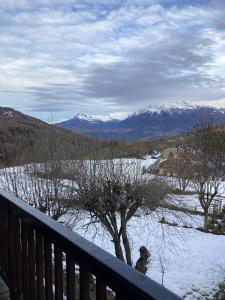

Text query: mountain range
(2, 104), (225, 163)
(57, 103), (225, 141)
(0, 107), (156, 163)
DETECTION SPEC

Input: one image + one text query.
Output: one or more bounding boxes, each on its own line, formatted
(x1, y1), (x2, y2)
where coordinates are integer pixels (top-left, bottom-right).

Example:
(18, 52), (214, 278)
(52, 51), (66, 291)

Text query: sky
(0, 0), (225, 122)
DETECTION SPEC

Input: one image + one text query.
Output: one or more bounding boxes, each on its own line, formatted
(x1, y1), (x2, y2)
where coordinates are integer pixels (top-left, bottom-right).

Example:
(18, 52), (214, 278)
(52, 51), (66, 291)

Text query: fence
(0, 190), (181, 300)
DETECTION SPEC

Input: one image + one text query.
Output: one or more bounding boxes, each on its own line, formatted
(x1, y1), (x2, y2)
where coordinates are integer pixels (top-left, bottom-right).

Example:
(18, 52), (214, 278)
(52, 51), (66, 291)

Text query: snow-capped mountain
(73, 113), (128, 122)
(57, 103), (225, 141)
(57, 113), (118, 134)
(74, 113), (103, 122)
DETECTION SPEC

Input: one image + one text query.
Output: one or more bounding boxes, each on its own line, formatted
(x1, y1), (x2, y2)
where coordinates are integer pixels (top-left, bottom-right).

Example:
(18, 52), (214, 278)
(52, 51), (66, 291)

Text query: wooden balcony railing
(0, 190), (181, 300)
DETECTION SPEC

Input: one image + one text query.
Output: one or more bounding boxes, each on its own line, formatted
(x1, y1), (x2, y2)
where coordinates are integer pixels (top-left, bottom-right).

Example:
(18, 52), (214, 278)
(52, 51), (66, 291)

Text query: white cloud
(91, 111), (131, 121)
(194, 99), (225, 108)
(0, 0), (225, 121)
(0, 0), (30, 9)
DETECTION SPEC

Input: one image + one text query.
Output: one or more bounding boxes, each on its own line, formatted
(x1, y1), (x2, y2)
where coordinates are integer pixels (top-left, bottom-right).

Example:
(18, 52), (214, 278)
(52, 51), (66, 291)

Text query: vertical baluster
(8, 210), (16, 298)
(66, 256), (75, 300)
(96, 278), (106, 300)
(44, 239), (53, 300)
(21, 221), (30, 300)
(0, 207), (3, 273)
(115, 292), (123, 300)
(2, 207), (6, 278)
(80, 264), (89, 300)
(36, 233), (45, 300)
(55, 246), (63, 300)
(29, 228), (37, 300)
(3, 208), (9, 281)
(115, 290), (125, 300)
(14, 217), (22, 299)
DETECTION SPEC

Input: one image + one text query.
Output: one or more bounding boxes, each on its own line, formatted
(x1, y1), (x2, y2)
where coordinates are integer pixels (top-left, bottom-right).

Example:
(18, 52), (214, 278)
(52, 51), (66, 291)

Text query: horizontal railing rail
(0, 190), (181, 300)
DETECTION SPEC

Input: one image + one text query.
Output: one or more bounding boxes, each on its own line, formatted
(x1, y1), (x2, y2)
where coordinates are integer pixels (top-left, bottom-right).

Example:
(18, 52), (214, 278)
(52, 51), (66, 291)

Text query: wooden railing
(0, 190), (181, 300)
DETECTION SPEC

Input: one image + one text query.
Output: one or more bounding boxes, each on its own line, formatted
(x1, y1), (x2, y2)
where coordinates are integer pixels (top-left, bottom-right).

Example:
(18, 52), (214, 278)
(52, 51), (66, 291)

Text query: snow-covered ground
(171, 194), (205, 212)
(170, 190), (225, 214)
(61, 209), (225, 299)
(1, 156), (225, 299)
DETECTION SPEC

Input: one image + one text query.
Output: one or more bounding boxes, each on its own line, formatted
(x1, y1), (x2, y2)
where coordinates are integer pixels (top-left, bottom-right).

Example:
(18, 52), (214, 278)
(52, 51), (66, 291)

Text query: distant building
(161, 147), (178, 160)
(149, 145), (196, 177)
(159, 159), (177, 176)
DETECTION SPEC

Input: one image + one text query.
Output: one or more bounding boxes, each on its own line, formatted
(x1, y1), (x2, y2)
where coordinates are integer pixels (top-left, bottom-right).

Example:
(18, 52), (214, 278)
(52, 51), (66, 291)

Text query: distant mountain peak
(133, 101), (225, 117)
(73, 113), (127, 122)
(74, 113), (98, 122)
(144, 101), (198, 113)
(57, 103), (225, 141)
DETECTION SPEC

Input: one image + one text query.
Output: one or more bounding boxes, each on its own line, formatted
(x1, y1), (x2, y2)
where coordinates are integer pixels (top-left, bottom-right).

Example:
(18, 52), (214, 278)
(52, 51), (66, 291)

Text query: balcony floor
(0, 277), (10, 300)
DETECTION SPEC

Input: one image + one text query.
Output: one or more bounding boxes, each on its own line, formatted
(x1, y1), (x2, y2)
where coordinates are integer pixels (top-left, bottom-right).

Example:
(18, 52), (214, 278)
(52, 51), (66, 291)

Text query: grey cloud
(1, 0), (225, 120)
(25, 26), (225, 114)
(26, 84), (95, 111)
(72, 33), (225, 106)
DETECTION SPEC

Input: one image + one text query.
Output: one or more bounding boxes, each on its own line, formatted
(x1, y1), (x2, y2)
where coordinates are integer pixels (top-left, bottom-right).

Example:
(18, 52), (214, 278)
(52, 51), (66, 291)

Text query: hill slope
(57, 104), (225, 141)
(0, 107), (89, 164)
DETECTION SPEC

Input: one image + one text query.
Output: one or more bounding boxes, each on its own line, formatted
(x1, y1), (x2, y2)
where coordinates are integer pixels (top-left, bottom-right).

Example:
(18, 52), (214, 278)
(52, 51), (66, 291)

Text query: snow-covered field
(1, 155), (225, 299)
(171, 188), (225, 214)
(62, 209), (225, 299)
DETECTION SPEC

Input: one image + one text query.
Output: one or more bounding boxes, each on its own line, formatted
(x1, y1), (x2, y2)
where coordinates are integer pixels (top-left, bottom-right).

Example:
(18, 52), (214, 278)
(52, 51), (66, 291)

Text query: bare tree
(188, 122), (225, 228)
(157, 248), (169, 286)
(67, 158), (169, 273)
(0, 125), (80, 220)
(0, 160), (75, 220)
(173, 149), (193, 192)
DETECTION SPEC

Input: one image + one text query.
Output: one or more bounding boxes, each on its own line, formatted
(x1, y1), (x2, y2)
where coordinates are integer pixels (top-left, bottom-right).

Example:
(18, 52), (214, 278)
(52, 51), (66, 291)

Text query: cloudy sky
(0, 0), (225, 121)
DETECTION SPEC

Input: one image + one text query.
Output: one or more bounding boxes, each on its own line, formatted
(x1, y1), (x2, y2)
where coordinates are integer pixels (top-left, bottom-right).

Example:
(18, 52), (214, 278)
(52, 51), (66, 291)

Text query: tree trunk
(113, 235), (125, 262)
(182, 179), (186, 192)
(178, 179), (182, 191)
(204, 209), (209, 229)
(120, 221), (132, 266)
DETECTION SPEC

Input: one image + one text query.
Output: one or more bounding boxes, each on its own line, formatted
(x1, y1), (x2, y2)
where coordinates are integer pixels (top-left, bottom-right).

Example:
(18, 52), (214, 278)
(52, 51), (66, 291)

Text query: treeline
(0, 120), (156, 166)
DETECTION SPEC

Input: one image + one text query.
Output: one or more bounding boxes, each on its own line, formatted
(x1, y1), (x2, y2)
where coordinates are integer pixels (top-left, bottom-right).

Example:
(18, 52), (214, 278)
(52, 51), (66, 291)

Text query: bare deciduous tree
(0, 160), (75, 220)
(0, 125), (80, 220)
(173, 149), (193, 192)
(68, 158), (169, 273)
(188, 121), (225, 228)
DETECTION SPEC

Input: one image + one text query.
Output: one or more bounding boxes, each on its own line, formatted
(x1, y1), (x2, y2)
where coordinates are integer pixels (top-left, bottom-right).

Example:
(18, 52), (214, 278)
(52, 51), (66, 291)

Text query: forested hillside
(0, 107), (89, 164)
